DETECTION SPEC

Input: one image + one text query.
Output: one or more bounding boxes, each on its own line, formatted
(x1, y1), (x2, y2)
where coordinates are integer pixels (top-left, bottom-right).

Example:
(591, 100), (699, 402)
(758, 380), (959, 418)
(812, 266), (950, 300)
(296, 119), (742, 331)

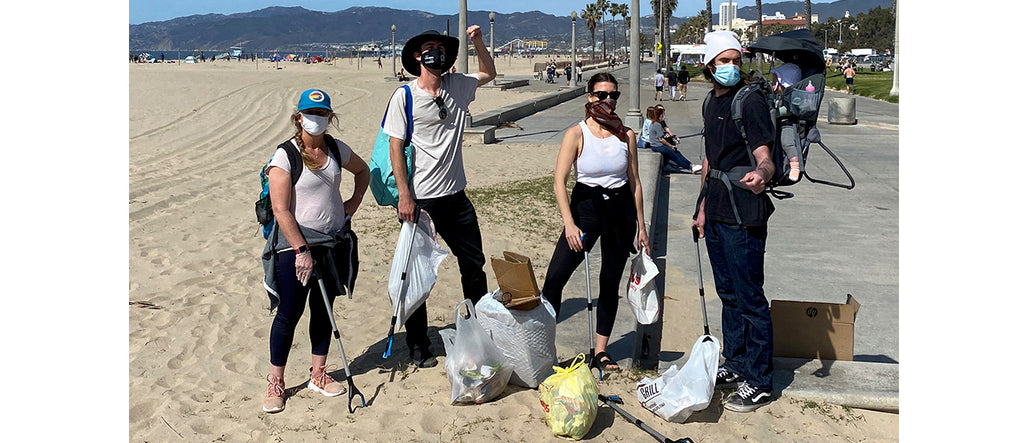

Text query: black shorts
(655, 86), (664, 92)
(845, 77), (854, 85)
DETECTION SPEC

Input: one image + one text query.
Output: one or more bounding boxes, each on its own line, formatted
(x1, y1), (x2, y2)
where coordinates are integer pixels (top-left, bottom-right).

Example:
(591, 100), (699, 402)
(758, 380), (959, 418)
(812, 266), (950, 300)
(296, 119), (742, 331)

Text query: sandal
(592, 352), (620, 372)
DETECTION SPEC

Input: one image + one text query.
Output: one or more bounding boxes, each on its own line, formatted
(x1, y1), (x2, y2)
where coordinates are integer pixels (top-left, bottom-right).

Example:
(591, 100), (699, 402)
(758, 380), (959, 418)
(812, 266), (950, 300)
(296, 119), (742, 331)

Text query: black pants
(541, 183), (636, 336)
(404, 191), (488, 351)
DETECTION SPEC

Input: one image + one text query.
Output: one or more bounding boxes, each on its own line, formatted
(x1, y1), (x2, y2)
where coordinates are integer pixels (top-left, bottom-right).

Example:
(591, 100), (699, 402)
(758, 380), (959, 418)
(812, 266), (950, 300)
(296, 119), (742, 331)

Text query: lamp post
(571, 11), (577, 88)
(490, 12), (496, 85)
(458, 0), (468, 74)
(627, 0), (641, 130)
(391, 24), (397, 78)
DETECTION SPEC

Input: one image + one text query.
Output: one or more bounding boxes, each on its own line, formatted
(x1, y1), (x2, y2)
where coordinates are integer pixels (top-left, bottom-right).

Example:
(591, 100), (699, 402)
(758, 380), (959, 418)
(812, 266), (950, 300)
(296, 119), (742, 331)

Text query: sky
(129, 0), (778, 25)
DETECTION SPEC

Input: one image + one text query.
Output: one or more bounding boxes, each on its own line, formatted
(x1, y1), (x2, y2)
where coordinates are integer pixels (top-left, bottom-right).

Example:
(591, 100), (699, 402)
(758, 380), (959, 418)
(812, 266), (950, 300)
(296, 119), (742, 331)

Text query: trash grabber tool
(313, 260), (366, 413)
(383, 208), (421, 359)
(598, 394), (694, 443)
(692, 226), (712, 340)
(581, 232), (602, 381)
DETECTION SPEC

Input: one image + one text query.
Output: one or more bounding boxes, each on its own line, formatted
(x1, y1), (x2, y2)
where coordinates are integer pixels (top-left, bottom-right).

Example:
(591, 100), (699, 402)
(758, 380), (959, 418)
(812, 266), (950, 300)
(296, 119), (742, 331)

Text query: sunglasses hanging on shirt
(433, 95), (448, 120)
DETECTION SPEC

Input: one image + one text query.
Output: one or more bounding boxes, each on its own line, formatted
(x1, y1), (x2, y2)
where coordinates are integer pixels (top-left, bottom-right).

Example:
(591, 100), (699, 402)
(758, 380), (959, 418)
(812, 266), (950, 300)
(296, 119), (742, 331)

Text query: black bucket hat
(401, 30), (460, 76)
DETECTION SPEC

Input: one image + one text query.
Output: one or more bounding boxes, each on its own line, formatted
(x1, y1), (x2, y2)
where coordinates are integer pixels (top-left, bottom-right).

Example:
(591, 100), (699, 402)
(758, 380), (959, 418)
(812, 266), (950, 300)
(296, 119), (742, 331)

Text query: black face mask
(420, 48), (447, 71)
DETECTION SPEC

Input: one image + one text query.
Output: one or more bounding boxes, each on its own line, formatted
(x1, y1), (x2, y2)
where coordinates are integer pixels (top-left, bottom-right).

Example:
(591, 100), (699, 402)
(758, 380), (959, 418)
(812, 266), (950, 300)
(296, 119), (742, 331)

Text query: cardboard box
(490, 251), (541, 310)
(771, 294), (860, 361)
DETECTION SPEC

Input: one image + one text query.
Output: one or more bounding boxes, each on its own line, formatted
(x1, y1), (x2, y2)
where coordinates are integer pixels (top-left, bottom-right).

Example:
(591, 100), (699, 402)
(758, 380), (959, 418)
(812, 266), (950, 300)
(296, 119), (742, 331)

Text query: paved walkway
(487, 61), (899, 411)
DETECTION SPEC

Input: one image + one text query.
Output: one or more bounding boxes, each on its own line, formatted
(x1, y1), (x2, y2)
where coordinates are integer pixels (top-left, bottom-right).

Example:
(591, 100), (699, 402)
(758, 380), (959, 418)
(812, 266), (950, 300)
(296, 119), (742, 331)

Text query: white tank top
(575, 121), (628, 189)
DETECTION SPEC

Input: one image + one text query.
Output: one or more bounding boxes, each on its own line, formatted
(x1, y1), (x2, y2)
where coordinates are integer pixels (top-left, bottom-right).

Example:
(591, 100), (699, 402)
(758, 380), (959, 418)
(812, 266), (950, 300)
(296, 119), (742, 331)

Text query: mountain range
(128, 1), (891, 52)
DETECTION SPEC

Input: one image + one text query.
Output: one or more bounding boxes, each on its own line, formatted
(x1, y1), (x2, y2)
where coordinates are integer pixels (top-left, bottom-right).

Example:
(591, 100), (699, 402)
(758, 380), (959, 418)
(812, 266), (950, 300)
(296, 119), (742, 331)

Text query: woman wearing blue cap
(261, 88), (369, 413)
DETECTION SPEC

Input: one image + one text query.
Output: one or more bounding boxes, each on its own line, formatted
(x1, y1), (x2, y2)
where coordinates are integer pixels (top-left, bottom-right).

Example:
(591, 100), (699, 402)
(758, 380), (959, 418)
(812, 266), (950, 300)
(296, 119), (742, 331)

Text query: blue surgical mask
(713, 64), (741, 87)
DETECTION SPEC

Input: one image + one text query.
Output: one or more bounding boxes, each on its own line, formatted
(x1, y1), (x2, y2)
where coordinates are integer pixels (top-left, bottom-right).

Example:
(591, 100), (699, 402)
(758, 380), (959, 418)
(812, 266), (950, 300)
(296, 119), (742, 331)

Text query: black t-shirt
(702, 86), (776, 226)
(679, 70), (689, 84)
(667, 71), (678, 86)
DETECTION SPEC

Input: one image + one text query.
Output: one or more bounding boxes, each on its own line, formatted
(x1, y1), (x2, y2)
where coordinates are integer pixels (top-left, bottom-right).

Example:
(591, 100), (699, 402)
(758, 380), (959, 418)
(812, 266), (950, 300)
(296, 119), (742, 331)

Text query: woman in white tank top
(540, 73), (650, 373)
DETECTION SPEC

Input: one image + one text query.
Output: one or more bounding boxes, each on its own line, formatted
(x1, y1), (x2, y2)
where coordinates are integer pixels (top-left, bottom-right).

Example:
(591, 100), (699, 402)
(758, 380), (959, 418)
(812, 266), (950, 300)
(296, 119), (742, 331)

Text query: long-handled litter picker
(598, 395), (693, 443)
(580, 233), (604, 381)
(382, 209), (420, 359)
(313, 260), (366, 413)
(692, 226), (712, 340)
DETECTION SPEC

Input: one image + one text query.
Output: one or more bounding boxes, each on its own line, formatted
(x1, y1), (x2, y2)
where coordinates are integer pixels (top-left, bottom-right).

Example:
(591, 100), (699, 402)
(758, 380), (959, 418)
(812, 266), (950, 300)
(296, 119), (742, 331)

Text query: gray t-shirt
(648, 121), (667, 147)
(383, 73), (479, 199)
(268, 138), (353, 234)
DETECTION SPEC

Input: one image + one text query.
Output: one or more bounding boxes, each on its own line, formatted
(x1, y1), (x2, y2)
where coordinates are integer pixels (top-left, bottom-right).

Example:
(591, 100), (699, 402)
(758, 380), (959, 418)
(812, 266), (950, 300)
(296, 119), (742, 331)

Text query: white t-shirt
(655, 73), (665, 87)
(382, 73), (479, 199)
(267, 138), (353, 234)
(575, 121), (628, 189)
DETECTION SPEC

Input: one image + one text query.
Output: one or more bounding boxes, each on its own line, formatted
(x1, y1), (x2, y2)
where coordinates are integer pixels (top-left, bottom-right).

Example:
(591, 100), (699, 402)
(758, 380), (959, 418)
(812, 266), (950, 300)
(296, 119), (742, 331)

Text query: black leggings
(541, 183), (636, 336)
(269, 250), (335, 367)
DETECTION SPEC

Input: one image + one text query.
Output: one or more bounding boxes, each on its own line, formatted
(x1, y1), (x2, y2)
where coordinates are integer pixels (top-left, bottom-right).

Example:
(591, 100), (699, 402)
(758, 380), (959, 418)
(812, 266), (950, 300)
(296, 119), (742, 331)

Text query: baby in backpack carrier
(769, 63), (806, 182)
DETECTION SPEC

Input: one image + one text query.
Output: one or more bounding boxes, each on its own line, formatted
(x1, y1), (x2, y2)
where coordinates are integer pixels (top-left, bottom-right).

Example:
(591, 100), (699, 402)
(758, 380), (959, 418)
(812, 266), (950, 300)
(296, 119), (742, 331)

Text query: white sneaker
(690, 164), (703, 174)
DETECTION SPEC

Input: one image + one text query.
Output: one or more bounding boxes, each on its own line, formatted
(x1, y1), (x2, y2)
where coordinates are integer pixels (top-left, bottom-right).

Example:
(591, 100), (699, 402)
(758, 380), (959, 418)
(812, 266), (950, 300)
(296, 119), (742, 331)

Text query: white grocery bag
(627, 252), (660, 324)
(636, 335), (719, 423)
(439, 299), (514, 404)
(474, 289), (557, 388)
(388, 211), (448, 327)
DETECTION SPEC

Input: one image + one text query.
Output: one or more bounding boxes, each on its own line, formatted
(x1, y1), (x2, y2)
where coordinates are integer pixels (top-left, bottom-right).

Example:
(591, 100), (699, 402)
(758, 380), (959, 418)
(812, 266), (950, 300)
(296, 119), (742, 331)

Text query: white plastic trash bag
(636, 335), (719, 423)
(439, 299), (514, 405)
(627, 252), (660, 324)
(388, 211), (448, 328)
(475, 289), (557, 388)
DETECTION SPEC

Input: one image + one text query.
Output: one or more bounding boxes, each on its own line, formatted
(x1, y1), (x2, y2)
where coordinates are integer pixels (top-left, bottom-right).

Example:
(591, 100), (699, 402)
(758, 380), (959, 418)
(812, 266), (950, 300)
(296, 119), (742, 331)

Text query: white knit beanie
(703, 30), (742, 65)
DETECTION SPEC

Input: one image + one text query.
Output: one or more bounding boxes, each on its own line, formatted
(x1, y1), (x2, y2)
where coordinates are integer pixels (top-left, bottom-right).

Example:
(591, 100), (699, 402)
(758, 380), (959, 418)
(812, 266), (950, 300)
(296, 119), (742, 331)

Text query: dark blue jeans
(649, 142), (693, 169)
(404, 190), (489, 351)
(704, 221), (772, 391)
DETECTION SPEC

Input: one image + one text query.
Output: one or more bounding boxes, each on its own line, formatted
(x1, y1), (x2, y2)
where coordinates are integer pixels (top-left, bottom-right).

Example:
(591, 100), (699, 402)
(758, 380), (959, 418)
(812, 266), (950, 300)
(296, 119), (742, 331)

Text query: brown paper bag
(490, 251), (541, 310)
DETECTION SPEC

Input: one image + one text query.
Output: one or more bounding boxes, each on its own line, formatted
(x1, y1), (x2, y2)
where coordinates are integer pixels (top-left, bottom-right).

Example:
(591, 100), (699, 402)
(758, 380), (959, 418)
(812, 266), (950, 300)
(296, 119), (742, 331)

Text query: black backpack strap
(276, 139), (303, 185)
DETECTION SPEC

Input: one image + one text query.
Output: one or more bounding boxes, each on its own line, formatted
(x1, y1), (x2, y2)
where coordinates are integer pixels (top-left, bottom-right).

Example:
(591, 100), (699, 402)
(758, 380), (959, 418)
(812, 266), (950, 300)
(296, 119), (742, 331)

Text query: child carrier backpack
(700, 29), (855, 216)
(368, 85), (414, 207)
(255, 135), (342, 238)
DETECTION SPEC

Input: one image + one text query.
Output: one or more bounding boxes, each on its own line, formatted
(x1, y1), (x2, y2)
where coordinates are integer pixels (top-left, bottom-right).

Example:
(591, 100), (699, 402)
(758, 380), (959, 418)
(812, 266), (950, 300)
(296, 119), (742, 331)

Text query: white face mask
(300, 113), (330, 136)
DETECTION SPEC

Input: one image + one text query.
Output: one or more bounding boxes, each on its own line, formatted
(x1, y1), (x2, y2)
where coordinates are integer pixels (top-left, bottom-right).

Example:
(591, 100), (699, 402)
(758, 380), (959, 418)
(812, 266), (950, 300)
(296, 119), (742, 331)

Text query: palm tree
(756, 0), (763, 39)
(706, 0), (713, 33)
(610, 3), (628, 58)
(596, 0), (610, 61)
(582, 4), (601, 64)
(650, 0), (678, 67)
(805, 0), (812, 28)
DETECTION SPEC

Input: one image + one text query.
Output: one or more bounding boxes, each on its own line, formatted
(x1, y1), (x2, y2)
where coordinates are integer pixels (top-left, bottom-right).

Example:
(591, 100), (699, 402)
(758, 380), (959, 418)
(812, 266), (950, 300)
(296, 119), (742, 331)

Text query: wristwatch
(295, 245), (309, 254)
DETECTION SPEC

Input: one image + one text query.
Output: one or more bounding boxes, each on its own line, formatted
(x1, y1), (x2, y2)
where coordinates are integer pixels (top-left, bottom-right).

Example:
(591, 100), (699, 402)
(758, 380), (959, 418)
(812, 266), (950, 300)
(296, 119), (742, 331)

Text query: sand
(128, 56), (898, 442)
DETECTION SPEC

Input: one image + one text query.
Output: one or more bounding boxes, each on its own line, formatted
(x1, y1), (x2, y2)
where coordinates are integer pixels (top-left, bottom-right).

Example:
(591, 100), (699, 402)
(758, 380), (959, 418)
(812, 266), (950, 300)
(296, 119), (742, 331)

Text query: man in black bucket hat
(383, 26), (496, 368)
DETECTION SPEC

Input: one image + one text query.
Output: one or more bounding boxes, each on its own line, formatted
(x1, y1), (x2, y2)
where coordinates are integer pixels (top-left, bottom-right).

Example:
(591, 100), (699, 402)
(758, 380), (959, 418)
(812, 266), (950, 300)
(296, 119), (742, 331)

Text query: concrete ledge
(480, 79), (530, 90)
(463, 125), (496, 144)
(773, 357), (899, 412)
(471, 86), (587, 128)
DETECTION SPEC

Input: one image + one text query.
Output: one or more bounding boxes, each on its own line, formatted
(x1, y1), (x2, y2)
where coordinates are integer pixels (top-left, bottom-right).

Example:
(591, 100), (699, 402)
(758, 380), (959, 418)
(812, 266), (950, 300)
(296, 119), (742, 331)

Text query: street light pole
(490, 12), (496, 85)
(628, 0), (641, 130)
(391, 24), (396, 78)
(458, 0), (468, 74)
(571, 11), (578, 88)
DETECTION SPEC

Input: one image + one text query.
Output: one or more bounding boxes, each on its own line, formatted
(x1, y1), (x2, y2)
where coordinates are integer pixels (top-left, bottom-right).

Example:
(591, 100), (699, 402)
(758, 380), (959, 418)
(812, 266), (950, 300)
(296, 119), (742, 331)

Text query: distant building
(719, 2), (737, 28)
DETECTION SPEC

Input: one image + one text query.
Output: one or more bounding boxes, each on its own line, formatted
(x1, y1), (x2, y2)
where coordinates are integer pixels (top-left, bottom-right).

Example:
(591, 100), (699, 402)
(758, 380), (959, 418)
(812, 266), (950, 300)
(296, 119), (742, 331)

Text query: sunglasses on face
(433, 96), (448, 120)
(590, 90), (621, 100)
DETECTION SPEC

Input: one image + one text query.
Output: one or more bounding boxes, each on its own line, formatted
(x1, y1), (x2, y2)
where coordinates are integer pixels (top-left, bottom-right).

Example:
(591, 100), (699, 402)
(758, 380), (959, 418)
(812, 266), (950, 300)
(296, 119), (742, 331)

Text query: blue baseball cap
(297, 89), (332, 112)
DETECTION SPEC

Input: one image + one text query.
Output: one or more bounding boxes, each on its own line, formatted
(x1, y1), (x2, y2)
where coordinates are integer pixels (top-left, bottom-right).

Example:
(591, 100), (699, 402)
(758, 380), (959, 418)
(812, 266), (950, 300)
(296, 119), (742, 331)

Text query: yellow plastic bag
(538, 353), (599, 440)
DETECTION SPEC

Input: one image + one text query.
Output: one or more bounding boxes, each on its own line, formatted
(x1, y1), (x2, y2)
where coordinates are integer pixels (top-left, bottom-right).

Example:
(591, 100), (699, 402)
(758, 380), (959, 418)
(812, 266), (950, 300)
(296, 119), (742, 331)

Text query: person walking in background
(844, 64), (856, 93)
(693, 31), (776, 413)
(654, 68), (665, 101)
(384, 27), (497, 368)
(261, 88), (370, 414)
(541, 72), (648, 373)
(666, 68), (678, 101)
(677, 66), (689, 101)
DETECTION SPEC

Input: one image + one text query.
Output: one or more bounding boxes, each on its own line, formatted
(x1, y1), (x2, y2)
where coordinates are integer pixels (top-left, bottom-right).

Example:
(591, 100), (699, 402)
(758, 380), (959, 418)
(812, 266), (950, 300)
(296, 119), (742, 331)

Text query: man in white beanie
(691, 30), (776, 413)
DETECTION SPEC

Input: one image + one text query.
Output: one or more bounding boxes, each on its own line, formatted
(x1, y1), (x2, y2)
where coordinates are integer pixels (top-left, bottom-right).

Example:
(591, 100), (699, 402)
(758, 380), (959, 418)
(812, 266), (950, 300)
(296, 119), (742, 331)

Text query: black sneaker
(723, 382), (772, 412)
(410, 346), (438, 368)
(715, 367), (744, 390)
